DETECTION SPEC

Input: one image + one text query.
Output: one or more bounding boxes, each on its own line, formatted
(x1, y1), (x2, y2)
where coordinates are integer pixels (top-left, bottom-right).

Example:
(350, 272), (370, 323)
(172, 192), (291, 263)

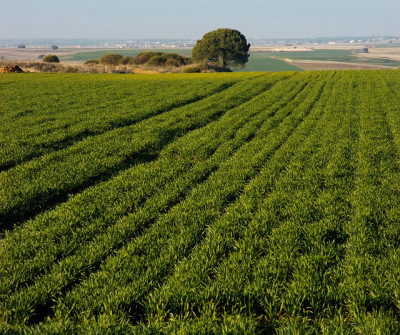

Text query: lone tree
(192, 28), (250, 69)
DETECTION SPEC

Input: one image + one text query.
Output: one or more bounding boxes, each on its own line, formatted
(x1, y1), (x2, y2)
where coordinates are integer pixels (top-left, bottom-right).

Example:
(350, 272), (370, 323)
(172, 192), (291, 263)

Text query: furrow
(0, 73), (309, 326)
(35, 72), (332, 328)
(140, 71), (346, 326)
(0, 74), (283, 229)
(339, 71), (400, 330)
(0, 80), (238, 172)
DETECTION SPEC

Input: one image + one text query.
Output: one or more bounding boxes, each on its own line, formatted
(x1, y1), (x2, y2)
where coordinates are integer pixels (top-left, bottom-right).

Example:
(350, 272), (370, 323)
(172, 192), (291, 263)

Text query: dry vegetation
(0, 60), (135, 73)
(0, 60), (197, 74)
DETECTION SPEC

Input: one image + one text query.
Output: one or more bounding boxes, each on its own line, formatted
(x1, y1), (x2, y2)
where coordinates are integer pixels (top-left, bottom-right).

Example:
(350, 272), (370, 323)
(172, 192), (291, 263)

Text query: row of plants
(0, 72), (331, 332)
(3, 71), (400, 332)
(37, 71), (331, 331)
(0, 72), (322, 330)
(1, 74), (246, 170)
(141, 71), (355, 333)
(0, 72), (302, 300)
(0, 74), (281, 228)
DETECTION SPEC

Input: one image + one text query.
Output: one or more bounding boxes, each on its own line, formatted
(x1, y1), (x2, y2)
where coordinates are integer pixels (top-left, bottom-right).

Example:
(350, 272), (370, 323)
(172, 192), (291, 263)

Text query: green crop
(1, 70), (400, 333)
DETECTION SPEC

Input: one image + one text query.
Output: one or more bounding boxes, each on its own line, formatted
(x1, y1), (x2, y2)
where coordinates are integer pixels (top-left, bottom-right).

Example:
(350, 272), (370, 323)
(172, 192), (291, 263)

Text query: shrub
(43, 55), (60, 63)
(133, 52), (163, 65)
(85, 59), (99, 65)
(183, 65), (201, 73)
(165, 58), (181, 67)
(99, 54), (123, 65)
(147, 55), (166, 66)
(118, 56), (135, 65)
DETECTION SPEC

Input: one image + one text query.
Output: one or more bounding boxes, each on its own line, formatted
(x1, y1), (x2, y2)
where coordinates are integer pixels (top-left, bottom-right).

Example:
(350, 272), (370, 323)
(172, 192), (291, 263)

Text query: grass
(268, 49), (355, 61)
(237, 54), (303, 72)
(1, 70), (400, 333)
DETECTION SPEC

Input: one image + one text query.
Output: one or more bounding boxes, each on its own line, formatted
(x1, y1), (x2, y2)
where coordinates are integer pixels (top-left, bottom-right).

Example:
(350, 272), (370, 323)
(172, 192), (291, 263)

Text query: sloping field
(1, 70), (400, 333)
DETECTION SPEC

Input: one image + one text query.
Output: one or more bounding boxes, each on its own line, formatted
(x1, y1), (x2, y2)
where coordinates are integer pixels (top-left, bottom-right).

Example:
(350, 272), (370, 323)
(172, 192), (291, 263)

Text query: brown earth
(286, 59), (398, 71)
(0, 65), (24, 73)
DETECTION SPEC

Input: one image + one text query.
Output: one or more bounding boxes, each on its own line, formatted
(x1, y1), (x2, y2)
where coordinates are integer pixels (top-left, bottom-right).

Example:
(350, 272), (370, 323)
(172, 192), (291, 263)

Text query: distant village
(1, 36), (399, 49)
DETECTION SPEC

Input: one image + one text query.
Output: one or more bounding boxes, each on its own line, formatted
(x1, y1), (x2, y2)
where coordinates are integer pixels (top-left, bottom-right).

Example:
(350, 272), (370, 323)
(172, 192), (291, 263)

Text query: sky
(1, 0), (399, 40)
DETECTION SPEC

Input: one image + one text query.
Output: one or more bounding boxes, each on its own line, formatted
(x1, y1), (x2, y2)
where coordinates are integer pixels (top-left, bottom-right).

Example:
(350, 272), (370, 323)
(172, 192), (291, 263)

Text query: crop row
(0, 73), (289, 227)
(0, 72), (329, 330)
(25, 72), (331, 332)
(2, 71), (400, 333)
(0, 71), (306, 298)
(337, 73), (400, 332)
(1, 74), (252, 170)
(137, 71), (358, 333)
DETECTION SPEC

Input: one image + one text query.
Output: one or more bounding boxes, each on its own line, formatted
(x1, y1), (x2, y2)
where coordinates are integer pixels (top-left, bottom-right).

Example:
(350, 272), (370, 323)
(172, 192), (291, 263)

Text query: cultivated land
(2, 44), (400, 72)
(1, 71), (400, 333)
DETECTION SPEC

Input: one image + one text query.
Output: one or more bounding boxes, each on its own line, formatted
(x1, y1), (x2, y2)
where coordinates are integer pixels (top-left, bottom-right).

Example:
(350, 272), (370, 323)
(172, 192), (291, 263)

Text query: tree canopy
(192, 28), (250, 69)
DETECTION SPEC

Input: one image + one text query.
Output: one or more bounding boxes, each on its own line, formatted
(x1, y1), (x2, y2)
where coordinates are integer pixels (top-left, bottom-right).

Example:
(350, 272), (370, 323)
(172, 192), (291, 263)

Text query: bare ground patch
(285, 59), (398, 71)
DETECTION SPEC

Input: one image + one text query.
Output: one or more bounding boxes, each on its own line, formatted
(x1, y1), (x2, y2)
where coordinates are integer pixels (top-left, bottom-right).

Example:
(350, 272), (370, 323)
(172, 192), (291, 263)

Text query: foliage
(192, 28), (250, 69)
(134, 51), (191, 67)
(147, 55), (165, 66)
(99, 53), (123, 65)
(42, 54), (60, 63)
(89, 52), (190, 68)
(133, 51), (163, 64)
(183, 65), (202, 73)
(84, 59), (100, 65)
(119, 55), (135, 65)
(2, 71), (400, 333)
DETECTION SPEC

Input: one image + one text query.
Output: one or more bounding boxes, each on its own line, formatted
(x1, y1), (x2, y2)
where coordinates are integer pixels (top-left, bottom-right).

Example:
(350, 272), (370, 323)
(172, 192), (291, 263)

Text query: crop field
(251, 49), (400, 71)
(236, 55), (302, 72)
(1, 70), (400, 333)
(60, 48), (400, 72)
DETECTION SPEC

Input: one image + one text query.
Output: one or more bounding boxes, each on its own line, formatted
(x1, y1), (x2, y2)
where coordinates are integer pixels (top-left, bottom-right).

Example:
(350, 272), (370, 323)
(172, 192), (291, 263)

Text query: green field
(61, 48), (400, 72)
(2, 70), (400, 333)
(266, 49), (400, 67)
(238, 54), (303, 72)
(60, 49), (302, 71)
(268, 49), (355, 61)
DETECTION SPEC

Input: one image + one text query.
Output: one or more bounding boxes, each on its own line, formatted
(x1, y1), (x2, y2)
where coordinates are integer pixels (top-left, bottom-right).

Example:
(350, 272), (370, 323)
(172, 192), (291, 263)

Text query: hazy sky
(1, 0), (399, 39)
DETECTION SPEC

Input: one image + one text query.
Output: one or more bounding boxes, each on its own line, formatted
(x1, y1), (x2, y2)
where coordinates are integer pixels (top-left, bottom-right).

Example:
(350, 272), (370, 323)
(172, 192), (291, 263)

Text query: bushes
(84, 59), (99, 65)
(99, 53), (123, 65)
(133, 52), (191, 67)
(133, 52), (163, 65)
(83, 52), (193, 71)
(147, 55), (165, 66)
(165, 58), (181, 67)
(86, 56), (134, 66)
(183, 65), (201, 73)
(119, 56), (135, 65)
(43, 55), (60, 63)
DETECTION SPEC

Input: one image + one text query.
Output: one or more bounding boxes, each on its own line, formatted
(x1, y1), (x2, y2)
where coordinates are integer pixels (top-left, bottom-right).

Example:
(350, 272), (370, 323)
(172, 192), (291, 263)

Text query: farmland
(3, 45), (400, 72)
(1, 70), (400, 333)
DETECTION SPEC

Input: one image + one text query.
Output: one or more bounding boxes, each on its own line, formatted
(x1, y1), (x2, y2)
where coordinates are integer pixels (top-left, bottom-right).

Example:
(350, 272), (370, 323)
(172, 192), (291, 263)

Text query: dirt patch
(285, 59), (398, 71)
(0, 65), (23, 73)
